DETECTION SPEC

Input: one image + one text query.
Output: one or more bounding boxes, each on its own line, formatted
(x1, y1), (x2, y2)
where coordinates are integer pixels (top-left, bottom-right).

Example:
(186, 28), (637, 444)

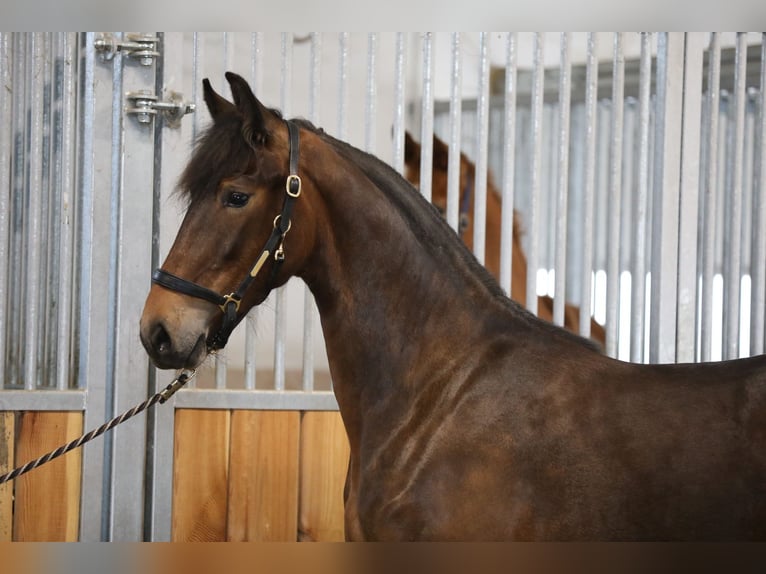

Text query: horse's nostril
(152, 322), (172, 356)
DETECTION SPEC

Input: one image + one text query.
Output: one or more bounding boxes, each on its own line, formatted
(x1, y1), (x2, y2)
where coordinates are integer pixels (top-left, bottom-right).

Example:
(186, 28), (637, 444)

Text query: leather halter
(152, 120), (302, 351)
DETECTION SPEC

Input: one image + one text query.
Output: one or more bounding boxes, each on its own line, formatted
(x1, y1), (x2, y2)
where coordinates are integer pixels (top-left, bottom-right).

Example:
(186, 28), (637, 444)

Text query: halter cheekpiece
(151, 120), (302, 350)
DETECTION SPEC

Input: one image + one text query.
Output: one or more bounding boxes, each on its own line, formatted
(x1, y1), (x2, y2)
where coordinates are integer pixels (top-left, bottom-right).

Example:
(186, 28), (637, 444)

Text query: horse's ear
(404, 132), (420, 166)
(432, 134), (449, 171)
(203, 78), (235, 120)
(225, 71), (270, 146)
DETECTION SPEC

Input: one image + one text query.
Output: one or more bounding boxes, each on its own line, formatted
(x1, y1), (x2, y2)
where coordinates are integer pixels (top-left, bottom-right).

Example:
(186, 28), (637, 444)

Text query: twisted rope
(0, 370), (195, 485)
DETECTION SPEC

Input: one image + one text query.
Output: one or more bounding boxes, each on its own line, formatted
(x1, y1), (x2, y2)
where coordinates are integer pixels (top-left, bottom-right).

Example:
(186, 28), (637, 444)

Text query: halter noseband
(151, 120), (302, 351)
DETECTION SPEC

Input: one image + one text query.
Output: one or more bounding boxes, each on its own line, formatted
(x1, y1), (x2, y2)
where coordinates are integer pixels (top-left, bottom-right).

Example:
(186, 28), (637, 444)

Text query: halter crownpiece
(152, 120), (301, 350)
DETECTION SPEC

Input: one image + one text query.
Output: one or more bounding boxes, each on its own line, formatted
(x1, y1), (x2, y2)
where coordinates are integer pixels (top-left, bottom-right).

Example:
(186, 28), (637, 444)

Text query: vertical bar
(337, 32), (348, 140)
(605, 33), (624, 358)
(0, 33), (11, 386)
(631, 32), (652, 363)
(580, 33), (599, 338)
(303, 32), (322, 393)
(244, 32), (262, 391)
(216, 32), (232, 389)
(103, 31), (125, 539)
(723, 32), (748, 360)
(700, 33), (721, 361)
(392, 32), (406, 174)
(191, 32), (204, 143)
(364, 33), (377, 154)
(446, 32), (462, 233)
(752, 33), (766, 355)
(24, 33), (45, 390)
(675, 33), (705, 363)
(553, 33), (572, 326)
(419, 32), (434, 203)
(473, 32), (490, 266)
(55, 33), (77, 390)
(499, 32), (517, 296)
(527, 32), (545, 315)
(649, 33), (685, 364)
(274, 32), (293, 392)
(79, 31), (108, 541)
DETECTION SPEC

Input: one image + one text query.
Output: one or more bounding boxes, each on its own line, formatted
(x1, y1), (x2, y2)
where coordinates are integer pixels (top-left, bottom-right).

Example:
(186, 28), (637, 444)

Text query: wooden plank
(0, 412), (14, 541)
(298, 411), (350, 541)
(13, 411), (83, 541)
(172, 409), (230, 541)
(227, 410), (300, 541)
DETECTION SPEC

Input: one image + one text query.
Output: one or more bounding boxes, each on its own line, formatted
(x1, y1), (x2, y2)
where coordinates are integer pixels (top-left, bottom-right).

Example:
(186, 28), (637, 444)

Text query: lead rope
(0, 369), (196, 485)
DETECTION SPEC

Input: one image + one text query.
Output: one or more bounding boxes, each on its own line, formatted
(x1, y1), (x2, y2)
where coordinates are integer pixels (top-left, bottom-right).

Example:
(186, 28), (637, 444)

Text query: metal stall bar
(753, 33), (766, 355)
(108, 32), (158, 541)
(419, 32), (434, 203)
(392, 33), (406, 175)
(24, 33), (45, 390)
(605, 33), (624, 358)
(649, 33), (685, 364)
(54, 33), (78, 390)
(499, 32), (517, 297)
(473, 33), (490, 266)
(723, 32), (748, 361)
(675, 33), (705, 363)
(245, 32), (263, 391)
(631, 32), (652, 363)
(700, 33), (721, 362)
(526, 32), (544, 315)
(337, 33), (349, 141)
(273, 32), (294, 392)
(79, 32), (109, 541)
(365, 33), (377, 154)
(303, 32), (322, 393)
(579, 33), (599, 339)
(446, 32), (462, 234)
(216, 33), (232, 389)
(0, 33), (10, 384)
(553, 33), (571, 327)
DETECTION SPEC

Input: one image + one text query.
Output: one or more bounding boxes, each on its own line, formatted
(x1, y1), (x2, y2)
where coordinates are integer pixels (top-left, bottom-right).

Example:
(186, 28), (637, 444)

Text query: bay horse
(140, 72), (766, 541)
(404, 132), (606, 347)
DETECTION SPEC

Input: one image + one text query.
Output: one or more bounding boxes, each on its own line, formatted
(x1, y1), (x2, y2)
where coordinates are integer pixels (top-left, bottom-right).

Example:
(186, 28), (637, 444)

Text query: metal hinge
(95, 33), (160, 66)
(126, 90), (195, 128)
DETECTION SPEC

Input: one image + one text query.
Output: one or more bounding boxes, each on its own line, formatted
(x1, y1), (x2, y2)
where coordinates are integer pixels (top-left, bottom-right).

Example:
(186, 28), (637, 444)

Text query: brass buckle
(219, 293), (241, 313)
(285, 174), (302, 198)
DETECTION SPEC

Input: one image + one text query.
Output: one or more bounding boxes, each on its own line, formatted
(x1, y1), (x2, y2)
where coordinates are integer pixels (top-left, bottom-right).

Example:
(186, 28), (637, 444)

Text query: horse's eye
(224, 190), (250, 208)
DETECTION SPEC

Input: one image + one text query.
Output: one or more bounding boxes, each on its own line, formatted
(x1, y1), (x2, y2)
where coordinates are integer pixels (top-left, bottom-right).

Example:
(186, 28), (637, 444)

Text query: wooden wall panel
(227, 411), (300, 541)
(172, 409), (230, 541)
(12, 411), (83, 541)
(0, 412), (14, 541)
(298, 411), (349, 541)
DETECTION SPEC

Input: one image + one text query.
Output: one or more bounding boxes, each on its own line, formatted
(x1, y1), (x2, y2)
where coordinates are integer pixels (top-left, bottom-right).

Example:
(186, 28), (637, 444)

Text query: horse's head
(403, 131), (475, 236)
(140, 72), (314, 370)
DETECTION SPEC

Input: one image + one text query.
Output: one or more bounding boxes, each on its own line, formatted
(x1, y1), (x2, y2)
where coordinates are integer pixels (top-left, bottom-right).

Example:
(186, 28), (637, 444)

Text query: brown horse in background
(141, 73), (766, 540)
(404, 132), (606, 347)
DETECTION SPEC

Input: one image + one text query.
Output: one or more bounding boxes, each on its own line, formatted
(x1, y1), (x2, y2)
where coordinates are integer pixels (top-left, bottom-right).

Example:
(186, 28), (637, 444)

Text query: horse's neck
(298, 142), (507, 437)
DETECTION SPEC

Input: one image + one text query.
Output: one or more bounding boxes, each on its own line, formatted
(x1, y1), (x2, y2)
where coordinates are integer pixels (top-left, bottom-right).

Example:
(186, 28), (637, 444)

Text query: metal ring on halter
(219, 292), (242, 313)
(285, 174), (302, 198)
(273, 214), (292, 234)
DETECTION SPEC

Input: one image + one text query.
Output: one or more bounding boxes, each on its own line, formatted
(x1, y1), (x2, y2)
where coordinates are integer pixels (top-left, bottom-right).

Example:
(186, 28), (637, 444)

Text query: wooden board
(12, 411), (83, 541)
(172, 409), (230, 541)
(227, 410), (300, 541)
(298, 411), (349, 541)
(0, 412), (14, 541)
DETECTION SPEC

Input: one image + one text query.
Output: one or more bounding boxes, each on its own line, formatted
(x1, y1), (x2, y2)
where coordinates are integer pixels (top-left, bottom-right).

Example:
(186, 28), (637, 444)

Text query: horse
(403, 132), (606, 347)
(140, 72), (766, 541)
